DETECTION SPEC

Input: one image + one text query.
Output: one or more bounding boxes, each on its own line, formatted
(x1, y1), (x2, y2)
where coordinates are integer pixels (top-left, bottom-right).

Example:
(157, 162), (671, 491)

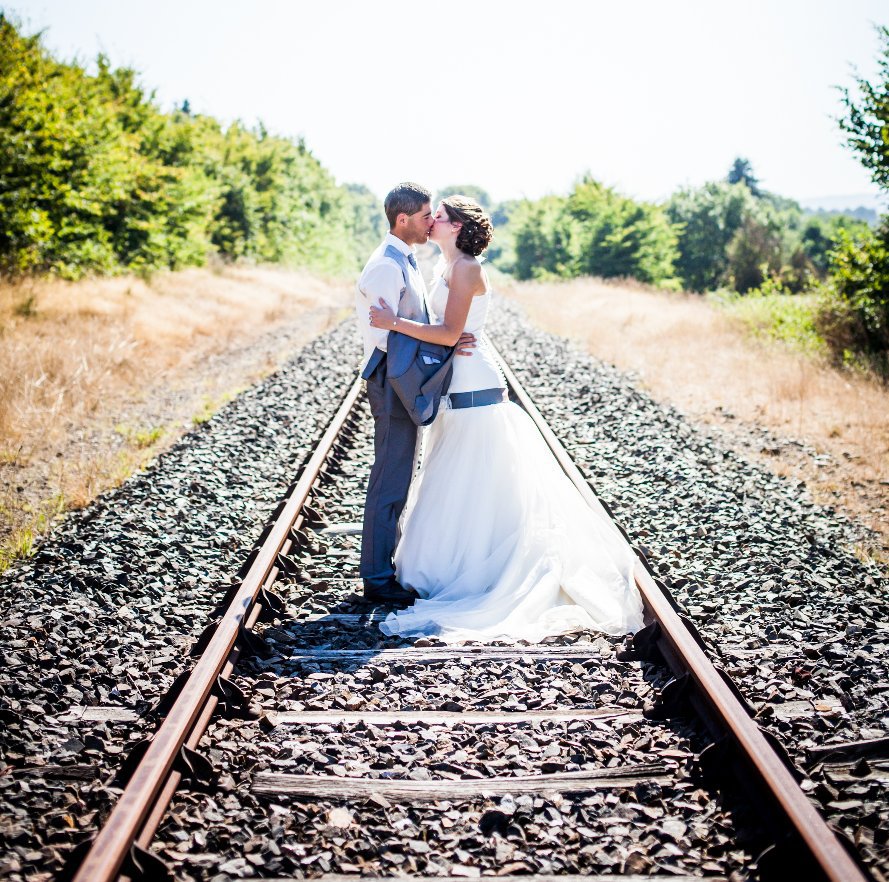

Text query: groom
(355, 182), (472, 604)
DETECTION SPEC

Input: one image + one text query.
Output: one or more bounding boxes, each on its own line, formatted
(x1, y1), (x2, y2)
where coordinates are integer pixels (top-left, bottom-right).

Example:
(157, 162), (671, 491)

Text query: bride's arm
(369, 261), (485, 347)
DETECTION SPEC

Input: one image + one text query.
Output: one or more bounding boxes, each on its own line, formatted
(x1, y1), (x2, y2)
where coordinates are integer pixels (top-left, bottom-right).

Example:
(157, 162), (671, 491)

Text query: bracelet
(392, 318), (398, 329)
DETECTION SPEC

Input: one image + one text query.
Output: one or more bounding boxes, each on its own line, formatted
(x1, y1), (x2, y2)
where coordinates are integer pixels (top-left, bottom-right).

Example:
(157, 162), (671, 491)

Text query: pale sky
(8, 0), (888, 208)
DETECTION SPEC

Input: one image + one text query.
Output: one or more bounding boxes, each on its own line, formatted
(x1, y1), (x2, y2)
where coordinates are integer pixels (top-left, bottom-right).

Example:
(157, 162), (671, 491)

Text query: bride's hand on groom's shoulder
(456, 332), (476, 356)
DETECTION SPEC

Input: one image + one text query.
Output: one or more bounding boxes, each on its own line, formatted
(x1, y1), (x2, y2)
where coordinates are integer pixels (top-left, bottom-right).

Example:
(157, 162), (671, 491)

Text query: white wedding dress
(379, 274), (645, 644)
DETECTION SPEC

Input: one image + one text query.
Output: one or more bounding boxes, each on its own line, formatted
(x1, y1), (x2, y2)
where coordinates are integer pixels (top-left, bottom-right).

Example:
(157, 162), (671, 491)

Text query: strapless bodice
(428, 275), (491, 334)
(428, 275), (504, 395)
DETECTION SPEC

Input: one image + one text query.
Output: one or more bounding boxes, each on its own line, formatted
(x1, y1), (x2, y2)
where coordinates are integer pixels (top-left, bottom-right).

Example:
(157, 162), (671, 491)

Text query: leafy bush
(567, 179), (679, 285)
(817, 24), (889, 377)
(511, 196), (575, 280)
(666, 179), (824, 294)
(725, 215), (784, 293)
(817, 221), (889, 376)
(508, 178), (679, 287)
(802, 214), (872, 275)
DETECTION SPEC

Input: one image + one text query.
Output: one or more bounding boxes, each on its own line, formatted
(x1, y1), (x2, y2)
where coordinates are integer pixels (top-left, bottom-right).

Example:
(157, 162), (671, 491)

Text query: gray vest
(361, 244), (428, 380)
(384, 244), (428, 322)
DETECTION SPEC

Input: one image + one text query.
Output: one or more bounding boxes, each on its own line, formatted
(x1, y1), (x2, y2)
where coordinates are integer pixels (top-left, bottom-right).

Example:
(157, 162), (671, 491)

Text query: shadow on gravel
(630, 649), (846, 880)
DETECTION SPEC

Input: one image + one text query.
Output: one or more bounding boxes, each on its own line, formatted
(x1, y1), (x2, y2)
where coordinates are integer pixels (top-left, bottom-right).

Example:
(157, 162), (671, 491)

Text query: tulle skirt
(380, 401), (645, 643)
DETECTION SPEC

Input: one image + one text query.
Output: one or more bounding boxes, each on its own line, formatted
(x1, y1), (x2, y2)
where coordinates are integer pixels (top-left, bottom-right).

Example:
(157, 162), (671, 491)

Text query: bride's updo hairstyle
(442, 196), (494, 257)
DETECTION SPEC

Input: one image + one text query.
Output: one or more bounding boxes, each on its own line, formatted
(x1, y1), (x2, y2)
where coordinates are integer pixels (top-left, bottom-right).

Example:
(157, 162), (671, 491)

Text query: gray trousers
(359, 363), (418, 588)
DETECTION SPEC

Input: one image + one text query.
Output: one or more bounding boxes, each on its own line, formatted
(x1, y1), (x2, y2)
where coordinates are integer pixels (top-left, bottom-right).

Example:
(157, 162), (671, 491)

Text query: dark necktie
(407, 252), (418, 272)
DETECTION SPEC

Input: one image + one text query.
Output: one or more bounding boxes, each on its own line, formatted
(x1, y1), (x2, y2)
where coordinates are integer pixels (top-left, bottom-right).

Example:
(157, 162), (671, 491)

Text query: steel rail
(72, 377), (363, 882)
(490, 340), (868, 882)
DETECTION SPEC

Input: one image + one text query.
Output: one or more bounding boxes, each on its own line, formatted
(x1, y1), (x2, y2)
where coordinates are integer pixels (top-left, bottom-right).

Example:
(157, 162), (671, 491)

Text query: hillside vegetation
(481, 28), (889, 379)
(0, 15), (384, 280)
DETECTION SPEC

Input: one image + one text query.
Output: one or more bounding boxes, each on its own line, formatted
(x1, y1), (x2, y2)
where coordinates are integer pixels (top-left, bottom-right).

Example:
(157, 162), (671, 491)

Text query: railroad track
(60, 339), (872, 882)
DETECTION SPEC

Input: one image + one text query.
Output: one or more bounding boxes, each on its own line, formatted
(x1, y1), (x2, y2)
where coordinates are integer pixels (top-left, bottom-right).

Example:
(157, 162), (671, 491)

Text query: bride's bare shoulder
(450, 257), (485, 295)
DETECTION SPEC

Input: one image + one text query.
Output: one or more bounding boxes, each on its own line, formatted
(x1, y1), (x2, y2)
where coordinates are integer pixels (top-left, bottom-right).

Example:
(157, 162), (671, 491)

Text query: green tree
(566, 178), (678, 284)
(726, 157), (761, 196)
(508, 178), (679, 286)
(818, 23), (889, 376)
(725, 216), (783, 292)
(484, 199), (520, 266)
(510, 196), (573, 280)
(93, 61), (217, 272)
(818, 221), (889, 376)
(665, 181), (819, 293)
(343, 183), (387, 260)
(839, 24), (889, 191)
(801, 214), (872, 274)
(0, 19), (121, 275)
(0, 16), (371, 279)
(666, 181), (759, 291)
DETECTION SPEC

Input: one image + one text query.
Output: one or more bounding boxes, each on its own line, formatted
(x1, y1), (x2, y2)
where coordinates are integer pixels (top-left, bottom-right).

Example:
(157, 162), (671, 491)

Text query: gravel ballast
(0, 321), (361, 880)
(147, 392), (757, 881)
(489, 302), (889, 877)
(0, 300), (886, 881)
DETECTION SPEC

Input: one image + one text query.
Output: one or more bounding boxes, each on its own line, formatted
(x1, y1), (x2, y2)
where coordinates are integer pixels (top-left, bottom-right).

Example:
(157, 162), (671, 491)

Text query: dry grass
(0, 265), (352, 569)
(500, 275), (889, 562)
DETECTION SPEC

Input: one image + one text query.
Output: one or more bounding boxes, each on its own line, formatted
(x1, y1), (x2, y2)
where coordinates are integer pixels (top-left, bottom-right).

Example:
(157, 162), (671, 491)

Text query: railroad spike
(288, 526), (311, 547)
(633, 544), (659, 577)
(253, 520), (278, 547)
(826, 822), (875, 875)
(616, 620), (664, 663)
(211, 581), (242, 616)
(266, 497), (290, 523)
(758, 727), (806, 784)
(58, 836), (173, 882)
(212, 673), (260, 719)
(644, 671), (693, 720)
(300, 502), (325, 526)
(714, 665), (757, 718)
(174, 743), (216, 792)
(677, 612), (710, 652)
(235, 622), (274, 661)
(609, 515), (634, 545)
(694, 735), (734, 787)
(756, 835), (824, 882)
(321, 456), (347, 478)
(57, 838), (94, 882)
(291, 526), (329, 556)
(654, 577), (690, 616)
(122, 842), (174, 882)
(256, 585), (287, 622)
(115, 736), (154, 787)
(274, 551), (299, 576)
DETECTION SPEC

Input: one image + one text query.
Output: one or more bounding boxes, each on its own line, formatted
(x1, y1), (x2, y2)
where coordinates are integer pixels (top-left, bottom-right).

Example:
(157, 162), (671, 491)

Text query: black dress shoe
(362, 579), (418, 605)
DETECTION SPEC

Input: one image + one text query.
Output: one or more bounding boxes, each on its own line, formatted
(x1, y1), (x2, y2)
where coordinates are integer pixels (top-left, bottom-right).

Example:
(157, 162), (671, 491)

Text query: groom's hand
(456, 332), (476, 356)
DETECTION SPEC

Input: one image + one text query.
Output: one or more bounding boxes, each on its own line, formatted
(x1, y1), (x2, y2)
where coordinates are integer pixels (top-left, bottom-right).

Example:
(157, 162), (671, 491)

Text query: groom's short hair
(385, 182), (431, 228)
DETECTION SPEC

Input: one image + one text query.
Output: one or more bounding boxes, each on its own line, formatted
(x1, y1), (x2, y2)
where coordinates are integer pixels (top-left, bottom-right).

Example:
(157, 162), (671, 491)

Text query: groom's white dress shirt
(356, 233), (426, 374)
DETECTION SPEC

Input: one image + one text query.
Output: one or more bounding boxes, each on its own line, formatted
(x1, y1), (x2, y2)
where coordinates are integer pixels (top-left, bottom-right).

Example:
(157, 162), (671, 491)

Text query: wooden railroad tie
(251, 763), (674, 799)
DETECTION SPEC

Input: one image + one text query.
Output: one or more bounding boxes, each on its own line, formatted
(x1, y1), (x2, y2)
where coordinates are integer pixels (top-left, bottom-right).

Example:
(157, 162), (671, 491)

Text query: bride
(368, 195), (644, 643)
